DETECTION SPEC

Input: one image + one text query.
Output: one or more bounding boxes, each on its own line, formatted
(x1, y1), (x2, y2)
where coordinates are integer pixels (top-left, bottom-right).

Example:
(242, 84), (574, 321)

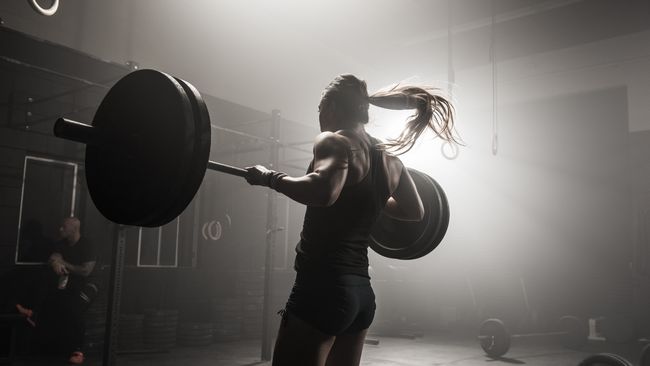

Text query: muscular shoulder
(383, 153), (404, 194)
(313, 132), (351, 159)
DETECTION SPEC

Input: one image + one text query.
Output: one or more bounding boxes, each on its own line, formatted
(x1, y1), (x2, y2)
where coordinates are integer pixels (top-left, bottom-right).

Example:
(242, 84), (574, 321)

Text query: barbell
(478, 316), (588, 358)
(53, 69), (450, 259)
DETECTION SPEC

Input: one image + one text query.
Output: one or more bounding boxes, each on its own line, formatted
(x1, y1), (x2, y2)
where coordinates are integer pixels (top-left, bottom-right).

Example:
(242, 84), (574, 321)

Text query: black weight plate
(166, 77), (210, 225)
(370, 168), (449, 259)
(578, 353), (634, 366)
(409, 173), (450, 259)
(479, 318), (511, 358)
(86, 69), (196, 227)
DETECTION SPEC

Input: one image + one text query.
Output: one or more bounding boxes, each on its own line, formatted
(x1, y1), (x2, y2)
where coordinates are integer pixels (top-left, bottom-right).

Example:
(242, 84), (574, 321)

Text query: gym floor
(117, 336), (641, 366)
(13, 336), (645, 366)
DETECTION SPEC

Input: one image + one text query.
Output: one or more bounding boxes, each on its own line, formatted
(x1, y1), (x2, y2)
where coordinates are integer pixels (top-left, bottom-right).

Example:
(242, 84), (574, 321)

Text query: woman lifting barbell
(245, 74), (461, 366)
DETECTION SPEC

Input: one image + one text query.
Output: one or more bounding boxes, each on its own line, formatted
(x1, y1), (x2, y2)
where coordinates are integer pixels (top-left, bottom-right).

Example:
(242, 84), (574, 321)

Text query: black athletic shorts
(281, 272), (376, 336)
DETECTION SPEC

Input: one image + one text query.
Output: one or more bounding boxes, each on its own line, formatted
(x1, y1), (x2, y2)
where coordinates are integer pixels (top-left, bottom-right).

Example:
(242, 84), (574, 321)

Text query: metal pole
(261, 109), (281, 361)
(102, 224), (126, 366)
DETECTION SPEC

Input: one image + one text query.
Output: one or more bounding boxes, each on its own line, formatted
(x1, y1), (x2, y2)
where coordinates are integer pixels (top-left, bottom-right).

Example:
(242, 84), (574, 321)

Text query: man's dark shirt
(52, 237), (97, 291)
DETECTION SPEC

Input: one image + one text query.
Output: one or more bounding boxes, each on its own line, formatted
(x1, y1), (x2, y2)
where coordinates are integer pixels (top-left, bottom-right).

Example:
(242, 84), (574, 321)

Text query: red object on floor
(69, 351), (84, 364)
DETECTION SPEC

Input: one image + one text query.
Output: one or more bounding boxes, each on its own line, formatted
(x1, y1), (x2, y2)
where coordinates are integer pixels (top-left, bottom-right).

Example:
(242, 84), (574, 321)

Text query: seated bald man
(18, 217), (98, 365)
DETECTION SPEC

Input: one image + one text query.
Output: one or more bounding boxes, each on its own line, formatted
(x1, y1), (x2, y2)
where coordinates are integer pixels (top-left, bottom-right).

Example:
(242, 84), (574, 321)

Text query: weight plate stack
(370, 168), (449, 260)
(86, 69), (209, 227)
(117, 314), (144, 351)
(212, 298), (243, 342)
(143, 309), (179, 350)
(178, 322), (213, 346)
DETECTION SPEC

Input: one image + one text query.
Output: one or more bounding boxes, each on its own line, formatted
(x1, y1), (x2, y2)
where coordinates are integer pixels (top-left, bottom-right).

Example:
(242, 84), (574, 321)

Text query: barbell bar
(55, 118), (253, 179)
(52, 69), (450, 259)
(478, 316), (588, 358)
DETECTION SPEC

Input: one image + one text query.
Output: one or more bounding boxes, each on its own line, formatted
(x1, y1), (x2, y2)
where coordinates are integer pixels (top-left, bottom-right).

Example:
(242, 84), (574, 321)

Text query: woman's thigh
(272, 311), (336, 366)
(325, 328), (369, 366)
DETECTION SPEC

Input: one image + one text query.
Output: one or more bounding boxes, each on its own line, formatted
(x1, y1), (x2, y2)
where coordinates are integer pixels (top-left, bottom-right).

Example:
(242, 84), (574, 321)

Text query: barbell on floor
(53, 69), (450, 259)
(478, 316), (588, 358)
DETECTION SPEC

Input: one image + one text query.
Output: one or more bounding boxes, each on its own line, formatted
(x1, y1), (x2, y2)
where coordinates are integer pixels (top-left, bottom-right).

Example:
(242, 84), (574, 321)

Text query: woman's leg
(324, 328), (368, 366)
(272, 311), (336, 366)
(325, 279), (375, 366)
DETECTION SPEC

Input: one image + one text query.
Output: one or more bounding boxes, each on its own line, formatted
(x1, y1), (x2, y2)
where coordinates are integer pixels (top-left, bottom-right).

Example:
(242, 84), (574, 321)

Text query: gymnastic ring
(440, 141), (459, 160)
(28, 0), (59, 16)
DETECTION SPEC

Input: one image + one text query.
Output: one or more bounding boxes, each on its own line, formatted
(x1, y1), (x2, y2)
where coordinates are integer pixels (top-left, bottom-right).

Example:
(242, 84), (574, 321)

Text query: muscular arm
(62, 260), (96, 277)
(49, 252), (95, 277)
(382, 161), (425, 221)
(275, 132), (349, 207)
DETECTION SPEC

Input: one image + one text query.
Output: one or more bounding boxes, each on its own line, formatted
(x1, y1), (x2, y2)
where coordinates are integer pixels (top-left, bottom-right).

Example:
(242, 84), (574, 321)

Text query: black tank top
(294, 138), (391, 278)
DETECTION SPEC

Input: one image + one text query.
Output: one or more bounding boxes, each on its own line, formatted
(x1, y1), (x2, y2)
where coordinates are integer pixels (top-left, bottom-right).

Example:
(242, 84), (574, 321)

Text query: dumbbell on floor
(478, 316), (588, 358)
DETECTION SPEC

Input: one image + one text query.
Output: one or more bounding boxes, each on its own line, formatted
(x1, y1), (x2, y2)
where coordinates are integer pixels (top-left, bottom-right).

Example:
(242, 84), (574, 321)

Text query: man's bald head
(60, 216), (81, 243)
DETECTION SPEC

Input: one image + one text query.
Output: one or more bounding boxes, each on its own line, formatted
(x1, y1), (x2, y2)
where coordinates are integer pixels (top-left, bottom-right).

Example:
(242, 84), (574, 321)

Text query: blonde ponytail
(369, 85), (461, 155)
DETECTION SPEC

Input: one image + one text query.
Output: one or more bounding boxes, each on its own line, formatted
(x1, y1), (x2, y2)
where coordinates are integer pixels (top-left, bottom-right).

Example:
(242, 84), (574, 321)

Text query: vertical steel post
(102, 224), (126, 366)
(261, 109), (281, 361)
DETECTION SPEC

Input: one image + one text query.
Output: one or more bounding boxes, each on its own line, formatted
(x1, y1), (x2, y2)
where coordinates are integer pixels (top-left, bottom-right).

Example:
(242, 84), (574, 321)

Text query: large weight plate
(164, 77), (211, 226)
(370, 168), (449, 259)
(479, 318), (511, 358)
(86, 69), (208, 227)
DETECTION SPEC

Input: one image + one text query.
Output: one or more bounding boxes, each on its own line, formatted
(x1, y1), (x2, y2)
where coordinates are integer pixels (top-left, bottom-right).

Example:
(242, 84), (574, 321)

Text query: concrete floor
(14, 335), (643, 366)
(11, 334), (647, 366)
